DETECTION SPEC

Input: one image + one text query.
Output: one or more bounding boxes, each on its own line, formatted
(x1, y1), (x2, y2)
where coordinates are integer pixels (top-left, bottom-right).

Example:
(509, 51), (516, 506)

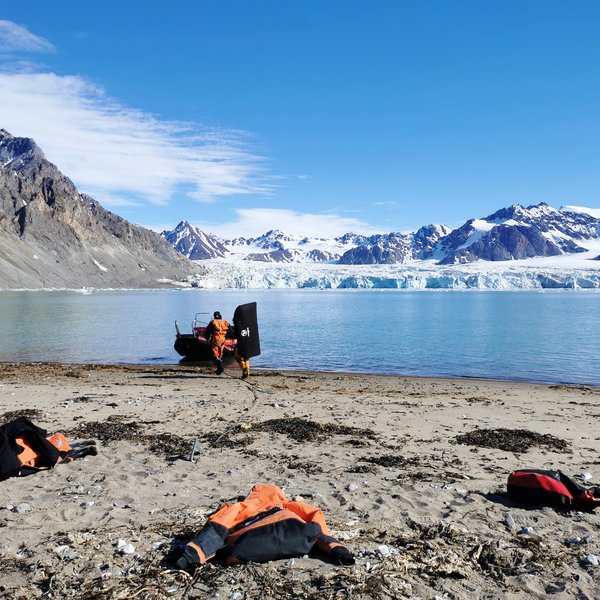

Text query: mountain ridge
(0, 130), (200, 289)
(162, 202), (600, 266)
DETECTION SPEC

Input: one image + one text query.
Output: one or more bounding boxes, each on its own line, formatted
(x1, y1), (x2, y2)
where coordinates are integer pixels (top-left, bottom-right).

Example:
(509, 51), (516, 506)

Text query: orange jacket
(1, 417), (72, 479)
(206, 318), (230, 346)
(177, 484), (354, 568)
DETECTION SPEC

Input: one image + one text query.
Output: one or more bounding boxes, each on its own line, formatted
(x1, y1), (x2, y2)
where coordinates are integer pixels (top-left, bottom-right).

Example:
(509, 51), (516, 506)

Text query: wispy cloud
(191, 207), (385, 238)
(0, 21), (270, 208)
(0, 72), (270, 206)
(0, 20), (55, 53)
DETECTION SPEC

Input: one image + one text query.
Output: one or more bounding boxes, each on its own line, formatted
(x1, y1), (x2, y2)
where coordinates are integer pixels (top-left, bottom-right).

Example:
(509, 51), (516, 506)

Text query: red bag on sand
(507, 469), (600, 510)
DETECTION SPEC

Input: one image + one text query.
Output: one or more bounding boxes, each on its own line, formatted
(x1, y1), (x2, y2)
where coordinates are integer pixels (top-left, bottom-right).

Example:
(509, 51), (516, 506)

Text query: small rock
(518, 526), (534, 535)
(286, 558), (295, 567)
(576, 473), (593, 481)
(583, 535), (593, 543)
(14, 503), (32, 513)
(346, 483), (358, 493)
(545, 582), (566, 594)
(565, 536), (582, 545)
(230, 592), (243, 600)
(121, 544), (135, 555)
(377, 544), (391, 558)
(503, 513), (516, 531)
(583, 554), (599, 567)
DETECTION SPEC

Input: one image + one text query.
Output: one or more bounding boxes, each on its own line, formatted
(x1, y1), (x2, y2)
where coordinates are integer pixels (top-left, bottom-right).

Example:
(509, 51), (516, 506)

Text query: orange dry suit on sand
(176, 483), (355, 568)
(0, 417), (72, 480)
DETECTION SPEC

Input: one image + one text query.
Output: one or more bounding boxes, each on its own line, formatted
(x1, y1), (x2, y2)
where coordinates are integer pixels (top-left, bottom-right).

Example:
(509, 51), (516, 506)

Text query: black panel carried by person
(233, 302), (261, 380)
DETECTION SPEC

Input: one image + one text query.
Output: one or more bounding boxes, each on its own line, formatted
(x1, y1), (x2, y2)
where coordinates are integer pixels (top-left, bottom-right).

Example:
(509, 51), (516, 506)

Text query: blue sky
(1, 1), (599, 238)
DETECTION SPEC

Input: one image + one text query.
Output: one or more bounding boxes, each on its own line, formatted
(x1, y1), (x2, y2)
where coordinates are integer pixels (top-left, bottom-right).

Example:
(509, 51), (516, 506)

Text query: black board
(233, 302), (261, 358)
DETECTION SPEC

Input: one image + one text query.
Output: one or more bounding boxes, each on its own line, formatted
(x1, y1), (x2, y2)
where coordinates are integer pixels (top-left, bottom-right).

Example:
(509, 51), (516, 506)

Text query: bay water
(0, 289), (598, 385)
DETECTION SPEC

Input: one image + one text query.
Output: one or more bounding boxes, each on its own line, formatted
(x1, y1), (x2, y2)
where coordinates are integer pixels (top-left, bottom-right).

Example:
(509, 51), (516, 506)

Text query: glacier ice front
(184, 260), (600, 290)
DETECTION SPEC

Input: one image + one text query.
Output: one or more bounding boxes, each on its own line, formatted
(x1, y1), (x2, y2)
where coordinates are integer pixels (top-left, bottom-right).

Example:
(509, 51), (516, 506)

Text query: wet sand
(0, 362), (599, 599)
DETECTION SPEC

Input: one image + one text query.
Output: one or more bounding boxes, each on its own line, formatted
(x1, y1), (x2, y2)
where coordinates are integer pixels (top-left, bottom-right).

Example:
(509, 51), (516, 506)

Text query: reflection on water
(0, 289), (598, 385)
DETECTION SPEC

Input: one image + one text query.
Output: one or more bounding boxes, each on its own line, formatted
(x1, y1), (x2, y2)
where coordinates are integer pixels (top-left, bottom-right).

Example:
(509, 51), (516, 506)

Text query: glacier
(184, 257), (600, 290)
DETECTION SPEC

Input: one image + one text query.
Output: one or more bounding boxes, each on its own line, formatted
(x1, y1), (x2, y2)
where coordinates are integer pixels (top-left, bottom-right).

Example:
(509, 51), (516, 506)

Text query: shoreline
(1, 362), (600, 598)
(3, 360), (599, 390)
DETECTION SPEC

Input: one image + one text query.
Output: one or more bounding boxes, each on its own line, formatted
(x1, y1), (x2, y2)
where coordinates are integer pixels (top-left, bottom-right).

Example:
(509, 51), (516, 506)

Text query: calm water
(0, 289), (598, 385)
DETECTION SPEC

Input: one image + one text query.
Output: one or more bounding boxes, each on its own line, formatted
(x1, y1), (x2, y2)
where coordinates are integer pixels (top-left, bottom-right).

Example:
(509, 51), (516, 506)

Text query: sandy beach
(1, 362), (599, 599)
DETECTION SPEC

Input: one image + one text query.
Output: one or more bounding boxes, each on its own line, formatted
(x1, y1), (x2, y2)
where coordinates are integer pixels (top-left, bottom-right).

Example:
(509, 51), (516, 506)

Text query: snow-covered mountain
(437, 203), (599, 265)
(337, 224), (452, 264)
(161, 220), (228, 260)
(161, 224), (366, 263)
(162, 202), (600, 267)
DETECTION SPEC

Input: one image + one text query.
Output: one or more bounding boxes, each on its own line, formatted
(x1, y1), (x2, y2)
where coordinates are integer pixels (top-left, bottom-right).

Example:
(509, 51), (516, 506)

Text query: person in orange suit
(205, 311), (230, 375)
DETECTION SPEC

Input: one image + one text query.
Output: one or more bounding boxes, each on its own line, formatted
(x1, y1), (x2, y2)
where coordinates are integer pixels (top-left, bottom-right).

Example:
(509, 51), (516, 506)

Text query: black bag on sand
(507, 469), (600, 510)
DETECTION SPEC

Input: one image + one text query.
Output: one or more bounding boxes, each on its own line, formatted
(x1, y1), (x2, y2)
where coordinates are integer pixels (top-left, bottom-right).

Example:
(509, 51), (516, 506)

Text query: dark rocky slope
(0, 129), (200, 288)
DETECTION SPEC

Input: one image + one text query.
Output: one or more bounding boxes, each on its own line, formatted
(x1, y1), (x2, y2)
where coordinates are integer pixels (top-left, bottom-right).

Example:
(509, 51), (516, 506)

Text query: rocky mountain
(162, 203), (600, 267)
(437, 203), (599, 265)
(161, 224), (364, 263)
(161, 220), (228, 260)
(337, 224), (452, 264)
(0, 130), (199, 289)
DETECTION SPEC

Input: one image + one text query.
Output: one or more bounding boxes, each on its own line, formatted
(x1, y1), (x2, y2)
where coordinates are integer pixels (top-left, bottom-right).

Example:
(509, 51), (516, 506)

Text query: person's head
(214, 311), (222, 319)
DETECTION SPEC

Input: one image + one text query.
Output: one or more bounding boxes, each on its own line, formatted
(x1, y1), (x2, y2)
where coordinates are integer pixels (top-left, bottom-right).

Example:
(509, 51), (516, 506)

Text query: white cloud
(0, 71), (270, 206)
(0, 20), (55, 53)
(191, 207), (385, 239)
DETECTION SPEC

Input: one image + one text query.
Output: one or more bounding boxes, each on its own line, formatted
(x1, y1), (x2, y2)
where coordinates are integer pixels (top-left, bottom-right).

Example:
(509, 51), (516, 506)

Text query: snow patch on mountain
(561, 205), (600, 219)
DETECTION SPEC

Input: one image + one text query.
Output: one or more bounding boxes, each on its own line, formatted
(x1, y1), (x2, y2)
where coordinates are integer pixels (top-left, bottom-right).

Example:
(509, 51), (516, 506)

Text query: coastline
(1, 362), (599, 598)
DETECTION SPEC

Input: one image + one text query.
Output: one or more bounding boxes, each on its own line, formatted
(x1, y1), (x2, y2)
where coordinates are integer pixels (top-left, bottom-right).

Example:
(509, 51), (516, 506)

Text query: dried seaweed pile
(247, 417), (376, 443)
(65, 418), (192, 458)
(0, 409), (44, 425)
(454, 428), (570, 453)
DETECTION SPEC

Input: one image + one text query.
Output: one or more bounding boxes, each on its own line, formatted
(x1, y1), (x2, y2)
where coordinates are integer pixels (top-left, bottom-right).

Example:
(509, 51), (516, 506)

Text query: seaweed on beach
(203, 431), (254, 449)
(346, 464), (379, 474)
(286, 459), (324, 474)
(145, 432), (193, 457)
(64, 418), (193, 457)
(453, 428), (569, 453)
(363, 454), (422, 468)
(247, 417), (376, 443)
(0, 408), (44, 424)
(65, 418), (143, 442)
